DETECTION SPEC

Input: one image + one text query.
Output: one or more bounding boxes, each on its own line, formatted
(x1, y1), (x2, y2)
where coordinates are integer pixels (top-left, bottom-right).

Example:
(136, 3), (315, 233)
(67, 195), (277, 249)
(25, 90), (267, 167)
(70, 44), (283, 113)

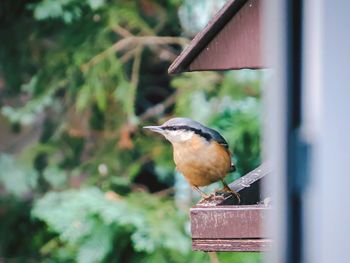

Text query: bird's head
(143, 117), (204, 143)
(144, 117), (229, 149)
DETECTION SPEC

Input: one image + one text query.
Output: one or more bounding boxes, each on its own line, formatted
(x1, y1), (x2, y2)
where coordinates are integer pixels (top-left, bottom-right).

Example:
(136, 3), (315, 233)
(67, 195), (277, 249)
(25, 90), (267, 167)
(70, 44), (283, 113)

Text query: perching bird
(144, 117), (239, 201)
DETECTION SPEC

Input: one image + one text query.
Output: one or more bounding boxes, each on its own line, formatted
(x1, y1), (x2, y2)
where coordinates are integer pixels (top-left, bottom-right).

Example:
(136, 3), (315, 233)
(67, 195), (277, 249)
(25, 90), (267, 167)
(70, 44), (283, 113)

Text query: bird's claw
(215, 188), (241, 204)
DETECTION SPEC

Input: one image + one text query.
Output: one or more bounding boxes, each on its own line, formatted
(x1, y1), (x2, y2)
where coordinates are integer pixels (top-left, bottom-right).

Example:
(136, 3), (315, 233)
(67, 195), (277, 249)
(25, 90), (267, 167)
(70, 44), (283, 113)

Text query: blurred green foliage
(0, 0), (262, 262)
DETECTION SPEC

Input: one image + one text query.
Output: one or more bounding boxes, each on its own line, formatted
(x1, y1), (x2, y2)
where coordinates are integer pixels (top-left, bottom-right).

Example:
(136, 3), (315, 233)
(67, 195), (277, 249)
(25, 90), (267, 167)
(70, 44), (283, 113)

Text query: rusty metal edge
(168, 0), (248, 74)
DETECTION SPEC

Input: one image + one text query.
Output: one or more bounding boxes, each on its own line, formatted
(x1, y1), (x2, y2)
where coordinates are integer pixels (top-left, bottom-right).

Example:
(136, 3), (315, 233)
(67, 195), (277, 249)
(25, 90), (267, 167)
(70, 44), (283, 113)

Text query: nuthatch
(144, 117), (239, 201)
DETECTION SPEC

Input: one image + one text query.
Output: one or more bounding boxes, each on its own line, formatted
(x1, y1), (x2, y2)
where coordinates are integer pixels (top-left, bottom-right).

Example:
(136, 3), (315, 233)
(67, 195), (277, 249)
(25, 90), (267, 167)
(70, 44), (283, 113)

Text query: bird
(143, 117), (240, 202)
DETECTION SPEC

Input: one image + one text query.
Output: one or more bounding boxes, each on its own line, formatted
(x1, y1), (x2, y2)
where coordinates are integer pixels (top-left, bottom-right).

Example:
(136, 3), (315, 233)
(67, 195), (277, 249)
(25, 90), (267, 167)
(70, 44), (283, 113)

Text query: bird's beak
(143, 126), (165, 134)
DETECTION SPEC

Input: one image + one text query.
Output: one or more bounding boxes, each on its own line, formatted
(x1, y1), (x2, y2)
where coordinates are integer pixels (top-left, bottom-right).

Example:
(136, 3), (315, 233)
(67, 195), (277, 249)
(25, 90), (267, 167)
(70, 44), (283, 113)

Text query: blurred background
(0, 0), (263, 262)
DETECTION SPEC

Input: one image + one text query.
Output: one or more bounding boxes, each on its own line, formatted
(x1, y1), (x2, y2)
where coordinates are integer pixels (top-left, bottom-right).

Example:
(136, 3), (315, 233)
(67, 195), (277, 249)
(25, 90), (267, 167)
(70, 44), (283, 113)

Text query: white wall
(305, 1), (350, 262)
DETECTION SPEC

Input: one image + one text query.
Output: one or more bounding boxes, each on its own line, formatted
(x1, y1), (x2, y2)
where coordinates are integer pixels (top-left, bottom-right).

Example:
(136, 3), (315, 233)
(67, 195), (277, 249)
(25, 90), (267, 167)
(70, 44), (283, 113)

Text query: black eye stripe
(162, 125), (212, 141)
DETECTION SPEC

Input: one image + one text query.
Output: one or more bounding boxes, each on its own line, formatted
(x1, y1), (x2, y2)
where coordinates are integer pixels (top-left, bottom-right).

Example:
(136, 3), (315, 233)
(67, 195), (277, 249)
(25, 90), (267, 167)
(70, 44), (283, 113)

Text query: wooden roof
(168, 0), (262, 74)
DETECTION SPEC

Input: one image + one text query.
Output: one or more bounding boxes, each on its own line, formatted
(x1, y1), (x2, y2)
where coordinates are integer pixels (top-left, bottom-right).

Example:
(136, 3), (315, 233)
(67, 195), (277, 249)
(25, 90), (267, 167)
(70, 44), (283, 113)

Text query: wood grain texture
(192, 238), (272, 252)
(168, 0), (263, 74)
(189, 0), (261, 71)
(168, 0), (248, 74)
(190, 205), (269, 239)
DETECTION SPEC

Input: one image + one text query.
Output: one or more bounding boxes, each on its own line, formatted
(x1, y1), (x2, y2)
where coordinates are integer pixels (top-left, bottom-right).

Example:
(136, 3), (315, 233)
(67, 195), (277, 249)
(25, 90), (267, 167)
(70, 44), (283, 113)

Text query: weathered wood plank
(190, 205), (270, 239)
(168, 0), (263, 74)
(168, 0), (248, 74)
(189, 0), (261, 72)
(192, 238), (272, 252)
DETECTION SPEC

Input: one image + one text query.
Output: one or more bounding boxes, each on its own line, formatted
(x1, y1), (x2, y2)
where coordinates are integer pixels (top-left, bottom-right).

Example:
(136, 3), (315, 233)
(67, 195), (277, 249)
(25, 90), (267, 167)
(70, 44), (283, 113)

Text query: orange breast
(172, 135), (232, 187)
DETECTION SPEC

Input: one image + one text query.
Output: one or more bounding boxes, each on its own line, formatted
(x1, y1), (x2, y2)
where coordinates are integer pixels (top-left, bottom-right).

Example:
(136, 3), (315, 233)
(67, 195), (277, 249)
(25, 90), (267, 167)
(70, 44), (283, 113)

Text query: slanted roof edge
(168, 0), (248, 74)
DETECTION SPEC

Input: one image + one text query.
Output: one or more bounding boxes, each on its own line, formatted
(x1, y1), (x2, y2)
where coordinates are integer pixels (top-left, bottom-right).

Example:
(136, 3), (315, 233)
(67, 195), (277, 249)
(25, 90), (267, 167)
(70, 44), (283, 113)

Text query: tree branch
(81, 36), (189, 72)
(139, 90), (179, 122)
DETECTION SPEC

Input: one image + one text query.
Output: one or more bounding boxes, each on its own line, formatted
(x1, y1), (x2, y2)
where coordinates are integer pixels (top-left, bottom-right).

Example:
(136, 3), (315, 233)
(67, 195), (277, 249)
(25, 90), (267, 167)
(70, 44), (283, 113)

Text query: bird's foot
(199, 192), (215, 201)
(192, 186), (213, 200)
(197, 193), (225, 206)
(216, 187), (241, 204)
(219, 180), (241, 204)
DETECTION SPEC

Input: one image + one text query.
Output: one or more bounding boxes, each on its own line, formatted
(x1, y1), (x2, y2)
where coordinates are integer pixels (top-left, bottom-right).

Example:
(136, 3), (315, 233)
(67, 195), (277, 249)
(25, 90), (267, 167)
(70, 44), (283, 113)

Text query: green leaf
(77, 224), (113, 263)
(87, 0), (106, 10)
(1, 83), (58, 125)
(33, 0), (64, 20)
(43, 166), (67, 188)
(0, 154), (38, 197)
(95, 84), (107, 111)
(76, 85), (91, 111)
(115, 81), (135, 117)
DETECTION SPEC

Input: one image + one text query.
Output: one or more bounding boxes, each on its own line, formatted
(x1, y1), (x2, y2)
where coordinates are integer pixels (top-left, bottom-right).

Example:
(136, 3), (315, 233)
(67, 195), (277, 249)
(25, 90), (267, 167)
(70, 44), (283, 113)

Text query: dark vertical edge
(285, 1), (306, 263)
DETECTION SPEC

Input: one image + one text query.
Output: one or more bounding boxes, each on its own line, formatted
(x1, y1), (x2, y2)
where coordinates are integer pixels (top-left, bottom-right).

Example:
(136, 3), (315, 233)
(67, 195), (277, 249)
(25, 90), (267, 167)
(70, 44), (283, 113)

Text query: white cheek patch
(164, 130), (194, 143)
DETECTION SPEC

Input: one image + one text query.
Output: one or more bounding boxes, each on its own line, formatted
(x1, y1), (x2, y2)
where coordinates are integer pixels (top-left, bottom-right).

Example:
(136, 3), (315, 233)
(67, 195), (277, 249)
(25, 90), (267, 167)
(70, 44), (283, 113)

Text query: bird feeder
(168, 0), (271, 252)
